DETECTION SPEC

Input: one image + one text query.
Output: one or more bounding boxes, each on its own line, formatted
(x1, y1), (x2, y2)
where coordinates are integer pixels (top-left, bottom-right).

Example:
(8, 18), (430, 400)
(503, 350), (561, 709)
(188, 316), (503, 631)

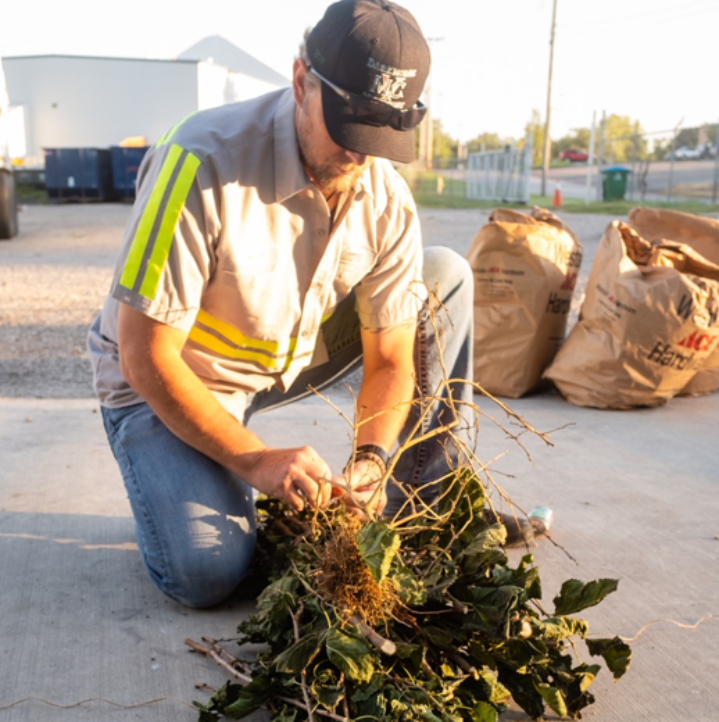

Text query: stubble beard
(309, 159), (371, 196)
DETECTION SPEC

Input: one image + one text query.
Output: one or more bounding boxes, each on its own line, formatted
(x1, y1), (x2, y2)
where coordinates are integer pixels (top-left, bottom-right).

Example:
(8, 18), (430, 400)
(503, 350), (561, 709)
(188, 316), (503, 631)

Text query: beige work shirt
(88, 88), (425, 419)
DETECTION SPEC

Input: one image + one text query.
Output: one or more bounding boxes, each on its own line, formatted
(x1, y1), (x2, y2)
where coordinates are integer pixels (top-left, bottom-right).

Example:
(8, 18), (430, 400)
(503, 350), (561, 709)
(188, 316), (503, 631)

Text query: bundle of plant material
(190, 469), (630, 721)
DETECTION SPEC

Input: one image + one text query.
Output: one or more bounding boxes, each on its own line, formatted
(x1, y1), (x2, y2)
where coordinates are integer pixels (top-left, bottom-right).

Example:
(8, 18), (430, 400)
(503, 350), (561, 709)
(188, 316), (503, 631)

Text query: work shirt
(88, 88), (425, 420)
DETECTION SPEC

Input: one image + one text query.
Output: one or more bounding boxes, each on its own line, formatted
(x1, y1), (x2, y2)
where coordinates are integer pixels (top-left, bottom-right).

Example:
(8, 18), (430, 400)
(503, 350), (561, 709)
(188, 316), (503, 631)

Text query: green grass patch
(401, 170), (719, 215)
(15, 183), (49, 204)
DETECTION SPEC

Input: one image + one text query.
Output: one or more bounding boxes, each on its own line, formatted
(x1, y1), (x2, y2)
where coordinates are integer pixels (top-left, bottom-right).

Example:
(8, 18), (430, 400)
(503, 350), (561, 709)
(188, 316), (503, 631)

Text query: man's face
(293, 61), (374, 197)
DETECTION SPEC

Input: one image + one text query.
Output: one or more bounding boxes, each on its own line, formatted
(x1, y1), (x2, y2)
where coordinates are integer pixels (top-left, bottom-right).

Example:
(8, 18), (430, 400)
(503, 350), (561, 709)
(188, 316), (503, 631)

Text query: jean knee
(423, 246), (473, 299)
(147, 530), (256, 609)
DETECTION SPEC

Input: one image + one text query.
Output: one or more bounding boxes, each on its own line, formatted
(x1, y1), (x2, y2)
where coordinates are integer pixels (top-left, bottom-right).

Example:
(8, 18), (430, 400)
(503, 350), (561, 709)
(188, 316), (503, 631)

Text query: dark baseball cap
(306, 0), (431, 164)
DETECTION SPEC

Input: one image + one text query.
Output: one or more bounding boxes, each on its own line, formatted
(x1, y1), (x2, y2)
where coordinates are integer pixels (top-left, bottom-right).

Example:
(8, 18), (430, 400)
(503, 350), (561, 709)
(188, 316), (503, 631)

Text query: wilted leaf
(553, 578), (619, 616)
(273, 706), (298, 722)
(356, 521), (400, 583)
(587, 636), (632, 679)
(535, 615), (589, 641)
(223, 676), (273, 718)
(274, 631), (324, 673)
(393, 563), (428, 606)
(423, 625), (455, 647)
(477, 669), (511, 705)
(255, 575), (299, 623)
(533, 681), (568, 718)
(438, 468), (486, 522)
(325, 627), (374, 683)
(470, 700), (499, 722)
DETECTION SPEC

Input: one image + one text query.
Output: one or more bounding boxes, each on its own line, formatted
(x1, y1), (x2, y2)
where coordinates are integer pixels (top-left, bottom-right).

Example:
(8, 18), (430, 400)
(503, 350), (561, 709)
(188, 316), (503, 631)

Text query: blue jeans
(102, 247), (474, 607)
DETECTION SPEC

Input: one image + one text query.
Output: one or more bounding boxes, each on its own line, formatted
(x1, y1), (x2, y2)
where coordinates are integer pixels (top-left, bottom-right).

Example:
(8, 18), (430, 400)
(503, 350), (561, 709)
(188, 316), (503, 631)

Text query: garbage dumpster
(110, 145), (149, 200)
(601, 165), (631, 201)
(44, 147), (114, 201)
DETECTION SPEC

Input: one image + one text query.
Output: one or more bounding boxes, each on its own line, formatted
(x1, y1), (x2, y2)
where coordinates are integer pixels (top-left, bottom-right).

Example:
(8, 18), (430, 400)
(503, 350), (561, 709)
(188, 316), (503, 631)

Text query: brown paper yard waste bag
(629, 207), (719, 396)
(466, 207), (582, 398)
(544, 221), (719, 409)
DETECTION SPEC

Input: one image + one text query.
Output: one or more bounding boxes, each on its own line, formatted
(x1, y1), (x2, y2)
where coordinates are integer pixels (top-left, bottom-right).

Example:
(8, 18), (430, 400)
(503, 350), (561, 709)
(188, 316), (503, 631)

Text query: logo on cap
(367, 57), (417, 109)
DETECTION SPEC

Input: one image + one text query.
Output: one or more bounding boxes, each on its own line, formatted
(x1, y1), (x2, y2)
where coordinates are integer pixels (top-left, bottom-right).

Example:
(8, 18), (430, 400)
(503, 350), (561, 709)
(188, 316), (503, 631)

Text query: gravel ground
(0, 202), (618, 399)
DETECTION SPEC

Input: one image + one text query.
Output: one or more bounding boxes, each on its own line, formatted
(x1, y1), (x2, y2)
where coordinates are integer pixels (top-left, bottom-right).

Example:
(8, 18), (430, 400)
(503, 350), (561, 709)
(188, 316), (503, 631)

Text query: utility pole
(540, 0), (558, 198)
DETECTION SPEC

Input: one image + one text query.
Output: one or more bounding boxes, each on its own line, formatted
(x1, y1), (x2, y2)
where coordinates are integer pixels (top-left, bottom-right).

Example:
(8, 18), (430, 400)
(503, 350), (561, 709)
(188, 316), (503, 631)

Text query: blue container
(44, 148), (115, 200)
(111, 146), (149, 200)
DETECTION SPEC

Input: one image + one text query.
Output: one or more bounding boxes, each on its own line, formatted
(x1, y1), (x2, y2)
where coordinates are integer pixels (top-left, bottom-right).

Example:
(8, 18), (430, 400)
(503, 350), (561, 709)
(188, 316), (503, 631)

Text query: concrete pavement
(2, 386), (719, 721)
(2, 205), (719, 721)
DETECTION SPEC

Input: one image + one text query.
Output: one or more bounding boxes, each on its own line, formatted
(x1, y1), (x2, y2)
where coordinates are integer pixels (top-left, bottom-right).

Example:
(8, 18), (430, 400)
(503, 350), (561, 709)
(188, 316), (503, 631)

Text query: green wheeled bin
(600, 165), (631, 201)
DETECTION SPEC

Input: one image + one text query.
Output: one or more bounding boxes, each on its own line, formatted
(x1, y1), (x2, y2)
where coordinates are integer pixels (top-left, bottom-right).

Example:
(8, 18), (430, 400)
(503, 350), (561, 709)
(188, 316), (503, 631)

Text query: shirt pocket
(220, 245), (277, 279)
(335, 244), (377, 290)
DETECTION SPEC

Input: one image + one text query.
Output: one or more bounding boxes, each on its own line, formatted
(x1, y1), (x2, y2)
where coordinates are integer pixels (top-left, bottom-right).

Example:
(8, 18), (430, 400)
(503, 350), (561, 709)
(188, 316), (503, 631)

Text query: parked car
(559, 148), (589, 163)
(668, 145), (702, 161)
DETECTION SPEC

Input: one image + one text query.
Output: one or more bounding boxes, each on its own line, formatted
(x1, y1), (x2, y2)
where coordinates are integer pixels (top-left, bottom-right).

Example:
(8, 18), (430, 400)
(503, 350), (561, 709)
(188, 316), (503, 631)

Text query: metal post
(628, 133), (639, 200)
(540, 0), (558, 198)
(596, 112), (606, 202)
(585, 111), (596, 204)
(667, 131), (678, 203)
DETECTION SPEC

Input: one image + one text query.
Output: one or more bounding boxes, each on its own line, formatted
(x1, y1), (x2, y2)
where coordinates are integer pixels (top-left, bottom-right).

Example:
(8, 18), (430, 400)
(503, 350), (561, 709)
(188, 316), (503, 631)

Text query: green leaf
(325, 627), (375, 683)
(255, 574), (300, 622)
(355, 521), (401, 583)
(458, 526), (508, 575)
(438, 467), (486, 523)
(587, 636), (632, 679)
(273, 707), (298, 722)
(470, 700), (499, 722)
(423, 624), (455, 647)
(223, 676), (273, 718)
(533, 681), (568, 718)
(553, 578), (619, 615)
(274, 631), (324, 673)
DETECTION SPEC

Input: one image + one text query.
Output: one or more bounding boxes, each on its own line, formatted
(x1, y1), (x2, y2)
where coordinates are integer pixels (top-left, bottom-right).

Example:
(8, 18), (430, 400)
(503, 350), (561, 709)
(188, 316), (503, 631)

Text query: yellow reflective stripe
(139, 150), (201, 299)
(157, 111), (198, 146)
(195, 309), (293, 356)
(119, 144), (185, 292)
(188, 326), (297, 372)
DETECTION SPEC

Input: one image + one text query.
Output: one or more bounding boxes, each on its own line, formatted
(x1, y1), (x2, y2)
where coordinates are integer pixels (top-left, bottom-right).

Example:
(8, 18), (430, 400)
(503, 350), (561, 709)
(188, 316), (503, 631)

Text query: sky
(2, 0), (718, 144)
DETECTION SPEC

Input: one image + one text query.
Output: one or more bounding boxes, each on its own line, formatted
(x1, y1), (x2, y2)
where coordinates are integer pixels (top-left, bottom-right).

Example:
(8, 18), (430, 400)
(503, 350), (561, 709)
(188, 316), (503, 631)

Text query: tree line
(426, 112), (719, 166)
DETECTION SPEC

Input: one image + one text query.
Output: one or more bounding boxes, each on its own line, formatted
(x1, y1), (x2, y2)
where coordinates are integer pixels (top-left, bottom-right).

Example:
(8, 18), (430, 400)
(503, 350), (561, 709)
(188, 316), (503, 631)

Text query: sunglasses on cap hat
(309, 65), (427, 131)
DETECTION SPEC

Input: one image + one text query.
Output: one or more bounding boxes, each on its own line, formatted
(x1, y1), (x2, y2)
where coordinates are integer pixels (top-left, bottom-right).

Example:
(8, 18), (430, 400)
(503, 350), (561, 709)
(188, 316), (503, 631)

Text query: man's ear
(292, 58), (309, 106)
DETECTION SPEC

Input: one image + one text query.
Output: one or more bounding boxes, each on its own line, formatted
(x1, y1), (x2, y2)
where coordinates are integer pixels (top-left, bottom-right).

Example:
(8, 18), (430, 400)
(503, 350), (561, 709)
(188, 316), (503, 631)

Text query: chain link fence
(589, 123), (719, 204)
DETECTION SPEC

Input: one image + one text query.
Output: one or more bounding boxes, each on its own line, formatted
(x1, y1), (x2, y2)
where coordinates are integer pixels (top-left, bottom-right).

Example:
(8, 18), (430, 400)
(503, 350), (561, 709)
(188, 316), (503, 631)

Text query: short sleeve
(111, 142), (218, 331)
(354, 173), (427, 329)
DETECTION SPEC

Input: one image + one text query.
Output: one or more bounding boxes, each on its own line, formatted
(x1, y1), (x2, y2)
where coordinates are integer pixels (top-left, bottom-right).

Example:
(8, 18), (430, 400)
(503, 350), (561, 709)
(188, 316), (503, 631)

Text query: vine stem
(185, 639), (348, 722)
(291, 603), (316, 722)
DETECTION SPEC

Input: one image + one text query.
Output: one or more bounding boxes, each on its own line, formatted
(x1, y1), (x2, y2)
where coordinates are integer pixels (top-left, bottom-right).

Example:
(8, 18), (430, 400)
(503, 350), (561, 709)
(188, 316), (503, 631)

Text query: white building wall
(2, 56), (200, 162)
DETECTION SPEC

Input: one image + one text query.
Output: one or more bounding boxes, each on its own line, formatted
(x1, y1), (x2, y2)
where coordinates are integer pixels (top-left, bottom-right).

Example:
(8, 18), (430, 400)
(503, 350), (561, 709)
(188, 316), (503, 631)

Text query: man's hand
(243, 446), (333, 512)
(334, 457), (388, 517)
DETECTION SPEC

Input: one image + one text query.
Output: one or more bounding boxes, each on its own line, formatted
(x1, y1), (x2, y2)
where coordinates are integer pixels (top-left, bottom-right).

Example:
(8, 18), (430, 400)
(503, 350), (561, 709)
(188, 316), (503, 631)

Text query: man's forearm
(122, 340), (266, 479)
(354, 364), (414, 453)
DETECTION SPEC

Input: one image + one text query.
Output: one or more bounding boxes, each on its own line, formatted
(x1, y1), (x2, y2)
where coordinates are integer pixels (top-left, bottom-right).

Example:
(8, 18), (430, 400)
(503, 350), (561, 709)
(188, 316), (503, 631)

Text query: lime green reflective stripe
(118, 144), (185, 292)
(139, 150), (201, 299)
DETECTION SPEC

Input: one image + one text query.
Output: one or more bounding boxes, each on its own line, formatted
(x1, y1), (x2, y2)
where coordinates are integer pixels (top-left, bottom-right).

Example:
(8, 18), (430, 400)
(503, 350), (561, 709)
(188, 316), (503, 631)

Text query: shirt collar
(273, 88), (373, 204)
(273, 89), (309, 204)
